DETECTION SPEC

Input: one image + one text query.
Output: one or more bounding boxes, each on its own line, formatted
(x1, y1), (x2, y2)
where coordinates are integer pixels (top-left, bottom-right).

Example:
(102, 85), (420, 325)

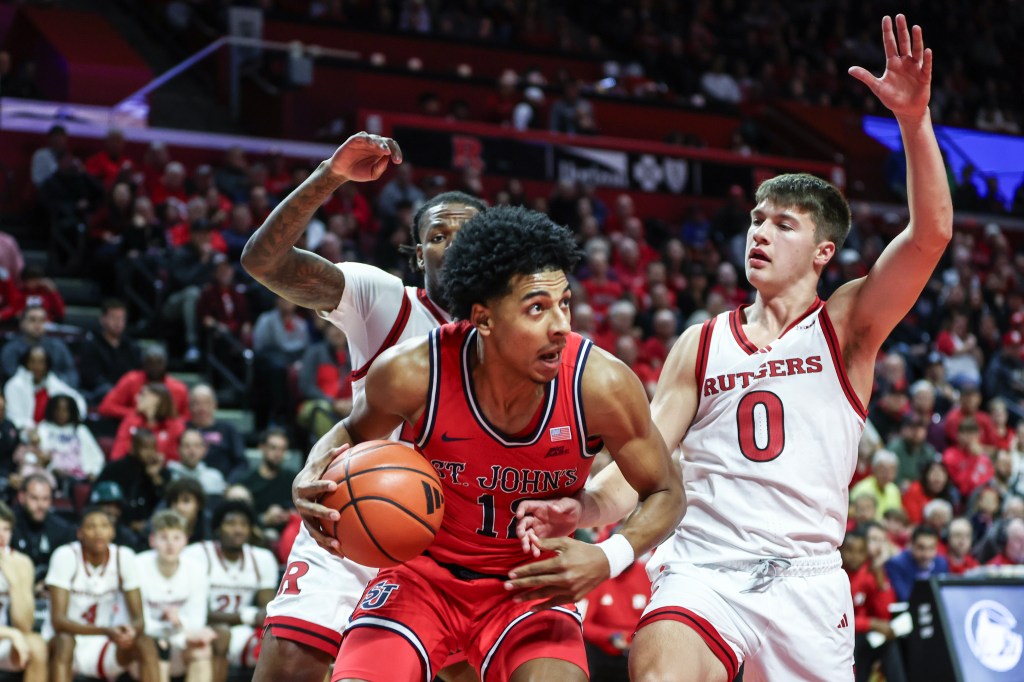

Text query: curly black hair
(212, 498), (257, 532)
(442, 205), (581, 320)
(400, 191), (488, 270)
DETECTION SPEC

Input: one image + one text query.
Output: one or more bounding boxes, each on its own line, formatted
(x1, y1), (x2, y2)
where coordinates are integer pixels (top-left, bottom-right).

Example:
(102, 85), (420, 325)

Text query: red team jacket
(410, 322), (600, 576)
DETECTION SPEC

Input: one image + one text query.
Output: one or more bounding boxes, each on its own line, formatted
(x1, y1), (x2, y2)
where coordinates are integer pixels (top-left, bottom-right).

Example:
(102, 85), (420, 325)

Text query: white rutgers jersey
(653, 300), (864, 568)
(45, 542), (138, 629)
(136, 550), (210, 647)
(320, 261), (450, 406)
(183, 542), (277, 616)
(286, 261), (452, 571)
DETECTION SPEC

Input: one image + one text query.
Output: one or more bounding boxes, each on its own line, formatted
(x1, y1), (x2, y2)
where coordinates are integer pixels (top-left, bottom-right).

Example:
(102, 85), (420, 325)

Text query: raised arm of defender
(828, 14), (953, 401)
(241, 133), (403, 313)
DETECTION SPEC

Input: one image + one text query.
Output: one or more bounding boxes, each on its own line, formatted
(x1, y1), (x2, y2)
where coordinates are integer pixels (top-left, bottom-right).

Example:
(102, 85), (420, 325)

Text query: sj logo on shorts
(361, 580), (400, 610)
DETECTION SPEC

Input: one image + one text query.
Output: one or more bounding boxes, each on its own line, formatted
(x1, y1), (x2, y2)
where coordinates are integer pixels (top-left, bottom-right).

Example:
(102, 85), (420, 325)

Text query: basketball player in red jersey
(292, 205), (685, 681)
(242, 133), (486, 682)
(513, 15), (951, 682)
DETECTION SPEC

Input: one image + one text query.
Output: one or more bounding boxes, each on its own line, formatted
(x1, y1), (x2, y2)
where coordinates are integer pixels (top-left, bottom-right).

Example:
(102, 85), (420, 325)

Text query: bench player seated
(46, 506), (160, 682)
(183, 500), (277, 682)
(0, 501), (48, 682)
(138, 510), (217, 682)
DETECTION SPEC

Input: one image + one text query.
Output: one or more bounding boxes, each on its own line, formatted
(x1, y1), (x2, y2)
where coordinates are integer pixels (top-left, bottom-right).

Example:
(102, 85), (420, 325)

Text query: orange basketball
(318, 440), (444, 568)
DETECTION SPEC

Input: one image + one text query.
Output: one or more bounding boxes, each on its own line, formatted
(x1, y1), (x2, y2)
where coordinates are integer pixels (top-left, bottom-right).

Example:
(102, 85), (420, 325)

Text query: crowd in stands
(0, 113), (1022, 678)
(0, 2), (1023, 678)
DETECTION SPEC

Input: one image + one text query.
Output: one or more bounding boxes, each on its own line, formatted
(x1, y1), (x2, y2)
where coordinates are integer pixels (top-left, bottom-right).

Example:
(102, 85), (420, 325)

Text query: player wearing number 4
(46, 507), (161, 682)
(182, 501), (277, 682)
(292, 206), (684, 682)
(515, 14), (951, 682)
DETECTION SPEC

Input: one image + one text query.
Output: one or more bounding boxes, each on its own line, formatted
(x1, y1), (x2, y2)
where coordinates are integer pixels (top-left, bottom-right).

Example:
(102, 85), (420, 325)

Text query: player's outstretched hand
(292, 443), (351, 558)
(515, 496), (583, 556)
(848, 15), (932, 121)
(328, 132), (403, 183)
(504, 537), (610, 610)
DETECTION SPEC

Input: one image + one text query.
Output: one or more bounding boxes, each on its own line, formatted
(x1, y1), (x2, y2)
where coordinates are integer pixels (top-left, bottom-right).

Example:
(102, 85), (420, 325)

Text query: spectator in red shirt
(611, 237), (647, 295)
(84, 128), (133, 189)
(19, 267), (65, 323)
(167, 196), (228, 254)
(594, 300), (637, 354)
(614, 336), (659, 399)
(321, 183), (374, 235)
(988, 397), (1016, 452)
(943, 417), (995, 498)
(841, 528), (906, 682)
(149, 160), (189, 208)
(109, 382), (186, 462)
(197, 256), (252, 345)
(98, 344), (190, 421)
(639, 308), (680, 369)
(482, 69), (519, 125)
(296, 324), (353, 440)
(902, 460), (959, 525)
(945, 517), (979, 574)
(942, 380), (996, 447)
(579, 249), (625, 325)
(987, 517), (1024, 566)
(709, 261), (750, 310)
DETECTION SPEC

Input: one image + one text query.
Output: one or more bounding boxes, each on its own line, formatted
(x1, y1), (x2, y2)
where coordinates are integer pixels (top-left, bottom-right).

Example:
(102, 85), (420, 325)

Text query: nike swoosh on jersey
(440, 433), (472, 442)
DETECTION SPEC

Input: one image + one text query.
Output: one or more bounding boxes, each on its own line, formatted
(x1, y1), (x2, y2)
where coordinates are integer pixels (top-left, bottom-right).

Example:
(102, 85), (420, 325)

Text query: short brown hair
(150, 509), (189, 533)
(0, 501), (14, 527)
(755, 173), (851, 250)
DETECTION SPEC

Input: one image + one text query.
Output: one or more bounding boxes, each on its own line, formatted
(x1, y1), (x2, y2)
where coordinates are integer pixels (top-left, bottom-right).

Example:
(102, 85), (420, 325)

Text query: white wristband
(239, 606), (259, 627)
(596, 534), (635, 579)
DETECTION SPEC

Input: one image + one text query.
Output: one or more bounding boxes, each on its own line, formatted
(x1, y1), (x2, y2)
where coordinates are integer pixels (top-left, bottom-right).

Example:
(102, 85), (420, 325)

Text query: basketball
(318, 440), (445, 568)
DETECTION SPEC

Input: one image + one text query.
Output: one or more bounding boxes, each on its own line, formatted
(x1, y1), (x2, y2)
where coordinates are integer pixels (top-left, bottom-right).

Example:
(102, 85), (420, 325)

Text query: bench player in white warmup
(0, 502), (47, 681)
(242, 132), (485, 682)
(183, 501), (277, 682)
(46, 507), (160, 682)
(512, 14), (951, 681)
(137, 510), (216, 682)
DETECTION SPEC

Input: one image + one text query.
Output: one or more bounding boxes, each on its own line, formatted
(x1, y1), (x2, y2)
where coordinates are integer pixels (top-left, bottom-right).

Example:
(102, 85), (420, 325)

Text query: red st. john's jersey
(412, 321), (599, 575)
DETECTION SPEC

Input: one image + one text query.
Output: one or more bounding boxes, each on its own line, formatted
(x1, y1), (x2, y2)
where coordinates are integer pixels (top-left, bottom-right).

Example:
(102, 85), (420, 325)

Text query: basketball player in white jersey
(46, 507), (160, 682)
(242, 131), (486, 682)
(182, 500), (277, 682)
(511, 15), (951, 682)
(137, 510), (216, 682)
(0, 502), (47, 681)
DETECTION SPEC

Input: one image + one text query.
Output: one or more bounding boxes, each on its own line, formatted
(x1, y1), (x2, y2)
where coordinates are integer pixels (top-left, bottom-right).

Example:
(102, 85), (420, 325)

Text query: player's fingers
(370, 155), (392, 179)
(301, 519), (344, 556)
(296, 479), (337, 499)
(911, 24), (924, 65)
(530, 536), (570, 553)
(922, 48), (933, 82)
(515, 500), (543, 519)
(383, 137), (403, 164)
(847, 66), (880, 94)
(880, 15), (897, 60)
(895, 14), (911, 57)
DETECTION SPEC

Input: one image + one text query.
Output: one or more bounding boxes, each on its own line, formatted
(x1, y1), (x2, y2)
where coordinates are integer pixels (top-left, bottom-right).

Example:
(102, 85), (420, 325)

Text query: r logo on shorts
(360, 580), (400, 610)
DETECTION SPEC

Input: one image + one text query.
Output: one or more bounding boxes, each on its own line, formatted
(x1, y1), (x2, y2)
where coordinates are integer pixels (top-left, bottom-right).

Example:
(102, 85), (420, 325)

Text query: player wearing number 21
(293, 205), (684, 682)
(515, 14), (952, 682)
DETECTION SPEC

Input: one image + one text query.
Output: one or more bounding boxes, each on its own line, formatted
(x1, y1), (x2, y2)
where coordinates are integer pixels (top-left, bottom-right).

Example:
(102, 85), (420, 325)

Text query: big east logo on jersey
(703, 355), (823, 397)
